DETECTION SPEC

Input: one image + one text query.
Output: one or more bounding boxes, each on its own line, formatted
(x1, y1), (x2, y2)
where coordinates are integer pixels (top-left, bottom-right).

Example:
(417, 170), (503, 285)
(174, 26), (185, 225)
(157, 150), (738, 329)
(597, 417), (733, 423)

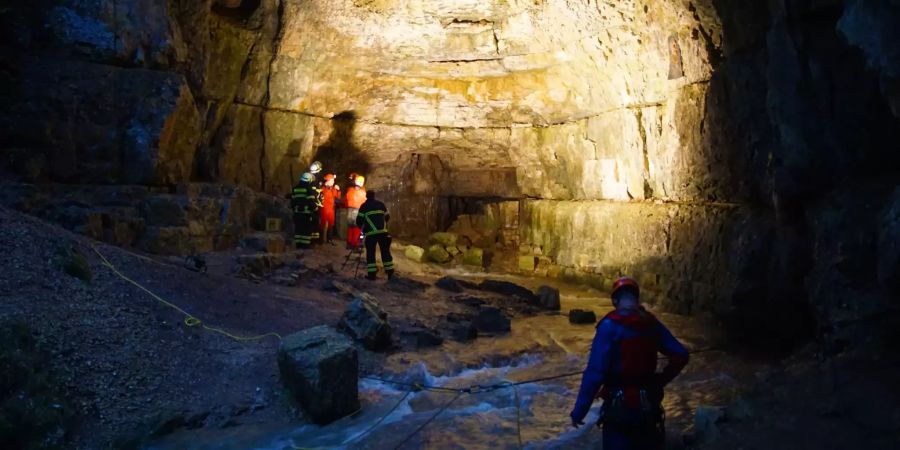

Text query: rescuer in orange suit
(344, 173), (367, 249)
(319, 173), (341, 244)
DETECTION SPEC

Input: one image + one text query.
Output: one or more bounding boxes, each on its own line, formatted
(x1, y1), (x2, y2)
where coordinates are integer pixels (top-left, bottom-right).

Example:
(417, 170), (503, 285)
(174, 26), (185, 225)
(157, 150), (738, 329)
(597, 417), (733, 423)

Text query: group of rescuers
(291, 162), (689, 450)
(290, 161), (393, 280)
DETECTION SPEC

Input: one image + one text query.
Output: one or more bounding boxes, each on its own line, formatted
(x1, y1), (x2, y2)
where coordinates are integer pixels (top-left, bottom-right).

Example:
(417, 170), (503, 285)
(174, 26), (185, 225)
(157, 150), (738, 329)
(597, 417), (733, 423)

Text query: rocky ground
(0, 205), (556, 449)
(2, 204), (899, 449)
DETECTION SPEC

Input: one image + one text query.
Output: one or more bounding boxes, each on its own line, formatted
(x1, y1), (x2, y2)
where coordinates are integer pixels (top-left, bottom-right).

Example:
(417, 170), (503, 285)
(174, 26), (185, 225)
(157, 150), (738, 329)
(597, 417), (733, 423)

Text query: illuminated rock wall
(3, 1), (900, 347)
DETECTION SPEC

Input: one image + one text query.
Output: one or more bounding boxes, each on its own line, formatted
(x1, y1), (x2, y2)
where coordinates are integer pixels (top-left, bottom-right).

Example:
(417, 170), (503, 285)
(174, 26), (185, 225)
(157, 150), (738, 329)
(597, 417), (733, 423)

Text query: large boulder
(462, 248), (484, 267)
(338, 297), (392, 351)
(404, 245), (425, 262)
(477, 280), (538, 303)
(537, 285), (561, 310)
(429, 232), (458, 247)
(277, 326), (359, 424)
(425, 244), (451, 263)
(569, 309), (597, 324)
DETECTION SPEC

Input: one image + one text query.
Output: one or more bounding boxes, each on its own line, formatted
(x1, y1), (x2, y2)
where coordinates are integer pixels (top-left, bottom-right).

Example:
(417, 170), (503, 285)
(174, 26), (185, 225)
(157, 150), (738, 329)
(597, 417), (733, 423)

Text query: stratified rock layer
(2, 0), (900, 351)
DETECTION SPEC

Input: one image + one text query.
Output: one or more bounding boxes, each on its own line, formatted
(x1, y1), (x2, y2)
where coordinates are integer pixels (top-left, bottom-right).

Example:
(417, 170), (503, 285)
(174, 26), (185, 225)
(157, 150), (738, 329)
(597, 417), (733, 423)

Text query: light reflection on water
(148, 275), (750, 450)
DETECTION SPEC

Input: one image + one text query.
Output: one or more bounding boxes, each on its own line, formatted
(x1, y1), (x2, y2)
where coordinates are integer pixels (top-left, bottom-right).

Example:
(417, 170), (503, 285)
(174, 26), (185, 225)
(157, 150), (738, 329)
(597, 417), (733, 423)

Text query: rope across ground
(91, 242), (719, 450)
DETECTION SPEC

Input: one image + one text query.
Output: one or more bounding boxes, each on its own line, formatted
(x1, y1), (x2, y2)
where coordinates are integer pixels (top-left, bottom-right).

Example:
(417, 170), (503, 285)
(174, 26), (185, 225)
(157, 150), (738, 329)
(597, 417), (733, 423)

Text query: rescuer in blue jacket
(570, 277), (689, 450)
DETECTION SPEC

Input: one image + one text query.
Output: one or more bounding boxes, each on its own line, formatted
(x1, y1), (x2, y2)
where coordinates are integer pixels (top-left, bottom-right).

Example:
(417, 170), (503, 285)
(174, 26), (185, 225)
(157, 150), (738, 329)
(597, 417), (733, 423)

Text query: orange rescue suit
(345, 185), (367, 248)
(319, 185), (341, 229)
(345, 186), (367, 209)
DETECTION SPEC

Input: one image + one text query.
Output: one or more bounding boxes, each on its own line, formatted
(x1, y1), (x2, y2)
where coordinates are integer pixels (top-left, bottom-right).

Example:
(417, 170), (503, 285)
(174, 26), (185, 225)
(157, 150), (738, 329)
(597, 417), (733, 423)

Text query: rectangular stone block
(277, 326), (359, 424)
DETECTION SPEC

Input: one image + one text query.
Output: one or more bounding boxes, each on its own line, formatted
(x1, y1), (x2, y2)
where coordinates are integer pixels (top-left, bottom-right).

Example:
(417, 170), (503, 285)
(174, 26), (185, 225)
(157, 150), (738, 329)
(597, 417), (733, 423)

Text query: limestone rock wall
(519, 0), (900, 349)
(2, 0), (900, 349)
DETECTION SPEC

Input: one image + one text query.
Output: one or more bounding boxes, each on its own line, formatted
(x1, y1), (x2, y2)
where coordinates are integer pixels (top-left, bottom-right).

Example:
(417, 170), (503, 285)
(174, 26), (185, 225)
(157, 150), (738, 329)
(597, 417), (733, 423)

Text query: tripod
(340, 235), (366, 278)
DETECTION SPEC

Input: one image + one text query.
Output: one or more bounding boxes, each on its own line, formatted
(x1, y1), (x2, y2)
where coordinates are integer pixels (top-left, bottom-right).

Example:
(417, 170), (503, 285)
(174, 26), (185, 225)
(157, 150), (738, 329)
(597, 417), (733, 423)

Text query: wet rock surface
(277, 326), (359, 424)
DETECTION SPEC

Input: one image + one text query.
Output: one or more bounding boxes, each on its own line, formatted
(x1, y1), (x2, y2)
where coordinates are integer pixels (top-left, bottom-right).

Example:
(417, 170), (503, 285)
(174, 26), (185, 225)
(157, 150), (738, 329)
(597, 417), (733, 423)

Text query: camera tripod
(340, 235), (366, 278)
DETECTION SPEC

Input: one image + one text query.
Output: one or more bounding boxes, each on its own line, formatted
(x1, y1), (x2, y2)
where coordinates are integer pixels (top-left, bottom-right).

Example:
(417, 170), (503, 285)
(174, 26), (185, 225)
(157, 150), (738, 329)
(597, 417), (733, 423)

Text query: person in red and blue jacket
(570, 277), (689, 450)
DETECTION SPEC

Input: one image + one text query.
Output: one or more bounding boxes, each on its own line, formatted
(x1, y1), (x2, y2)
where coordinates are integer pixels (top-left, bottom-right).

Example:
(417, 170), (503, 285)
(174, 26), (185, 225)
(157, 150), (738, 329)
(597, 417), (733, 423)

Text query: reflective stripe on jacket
(356, 199), (389, 236)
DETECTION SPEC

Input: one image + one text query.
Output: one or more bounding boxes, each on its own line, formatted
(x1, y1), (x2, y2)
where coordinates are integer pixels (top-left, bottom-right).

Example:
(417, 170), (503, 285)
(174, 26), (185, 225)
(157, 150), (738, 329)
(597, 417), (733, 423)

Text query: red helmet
(611, 277), (639, 300)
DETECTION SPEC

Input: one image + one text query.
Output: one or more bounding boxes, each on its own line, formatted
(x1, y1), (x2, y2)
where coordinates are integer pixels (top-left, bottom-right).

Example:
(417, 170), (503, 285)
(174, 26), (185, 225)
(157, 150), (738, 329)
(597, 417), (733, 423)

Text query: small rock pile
(405, 232), (485, 268)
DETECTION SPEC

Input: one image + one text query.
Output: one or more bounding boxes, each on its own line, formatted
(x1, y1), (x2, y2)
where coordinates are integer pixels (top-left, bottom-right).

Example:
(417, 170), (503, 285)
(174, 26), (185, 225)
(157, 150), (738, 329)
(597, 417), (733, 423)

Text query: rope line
(361, 376), (467, 394)
(291, 389), (414, 450)
(392, 391), (464, 450)
(513, 385), (523, 450)
(91, 245), (283, 342)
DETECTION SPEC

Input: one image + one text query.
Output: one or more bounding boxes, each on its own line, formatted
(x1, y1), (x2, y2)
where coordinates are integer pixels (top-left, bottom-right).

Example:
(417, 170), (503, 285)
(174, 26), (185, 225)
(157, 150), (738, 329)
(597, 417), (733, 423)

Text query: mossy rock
(428, 232), (458, 247)
(55, 246), (92, 283)
(425, 244), (451, 264)
(404, 245), (425, 262)
(462, 248), (483, 267)
(518, 255), (536, 272)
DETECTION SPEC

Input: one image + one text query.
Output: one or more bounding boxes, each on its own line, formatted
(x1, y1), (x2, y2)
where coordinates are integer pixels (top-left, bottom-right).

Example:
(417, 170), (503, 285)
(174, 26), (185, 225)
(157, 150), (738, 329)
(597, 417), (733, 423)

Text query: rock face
(277, 326), (360, 424)
(338, 297), (392, 351)
(3, 0), (900, 351)
(0, 182), (292, 255)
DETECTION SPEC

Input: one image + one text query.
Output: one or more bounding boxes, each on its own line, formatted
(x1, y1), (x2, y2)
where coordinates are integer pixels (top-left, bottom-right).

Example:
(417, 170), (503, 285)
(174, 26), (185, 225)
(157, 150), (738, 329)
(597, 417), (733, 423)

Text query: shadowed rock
(444, 313), (478, 342)
(477, 279), (538, 303)
(569, 309), (597, 325)
(338, 297), (392, 351)
(435, 276), (464, 292)
(537, 285), (561, 310)
(474, 306), (511, 333)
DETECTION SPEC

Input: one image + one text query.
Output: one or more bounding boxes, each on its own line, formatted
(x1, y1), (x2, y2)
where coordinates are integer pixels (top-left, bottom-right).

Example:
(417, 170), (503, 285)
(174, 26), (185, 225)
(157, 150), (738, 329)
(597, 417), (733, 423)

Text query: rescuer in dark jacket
(355, 190), (393, 280)
(291, 172), (318, 249)
(570, 277), (689, 450)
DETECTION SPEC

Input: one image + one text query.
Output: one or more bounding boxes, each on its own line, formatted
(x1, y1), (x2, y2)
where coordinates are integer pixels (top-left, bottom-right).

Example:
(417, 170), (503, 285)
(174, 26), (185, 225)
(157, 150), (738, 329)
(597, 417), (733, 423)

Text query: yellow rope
(91, 245), (282, 342)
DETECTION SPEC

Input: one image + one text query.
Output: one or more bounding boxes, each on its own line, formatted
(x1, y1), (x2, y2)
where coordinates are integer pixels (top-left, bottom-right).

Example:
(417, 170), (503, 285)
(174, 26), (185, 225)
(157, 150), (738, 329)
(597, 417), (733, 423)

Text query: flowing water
(149, 273), (755, 450)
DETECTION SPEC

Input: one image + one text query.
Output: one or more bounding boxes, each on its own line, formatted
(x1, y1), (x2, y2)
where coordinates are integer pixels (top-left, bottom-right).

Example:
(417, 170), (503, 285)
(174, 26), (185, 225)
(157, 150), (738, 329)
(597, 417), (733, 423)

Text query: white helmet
(309, 161), (323, 174)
